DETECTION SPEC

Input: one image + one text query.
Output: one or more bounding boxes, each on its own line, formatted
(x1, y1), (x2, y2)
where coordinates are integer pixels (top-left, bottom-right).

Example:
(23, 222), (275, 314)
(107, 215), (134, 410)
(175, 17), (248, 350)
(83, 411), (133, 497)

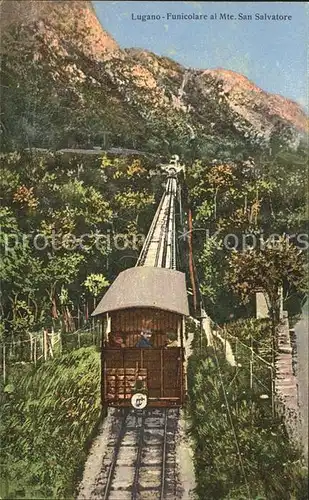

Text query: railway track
(78, 158), (194, 500)
(136, 176), (177, 269)
(92, 408), (180, 500)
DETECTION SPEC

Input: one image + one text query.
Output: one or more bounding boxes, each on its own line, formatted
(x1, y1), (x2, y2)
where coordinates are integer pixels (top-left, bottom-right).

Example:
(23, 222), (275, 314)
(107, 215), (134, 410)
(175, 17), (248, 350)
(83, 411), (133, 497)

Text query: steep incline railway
(78, 158), (192, 499)
(92, 157), (188, 408)
(98, 408), (180, 500)
(136, 175), (177, 269)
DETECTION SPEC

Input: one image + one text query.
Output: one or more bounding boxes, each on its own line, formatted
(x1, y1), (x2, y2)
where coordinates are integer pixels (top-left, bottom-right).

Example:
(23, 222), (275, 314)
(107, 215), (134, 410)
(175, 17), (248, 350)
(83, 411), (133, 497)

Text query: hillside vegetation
(187, 319), (308, 499)
(0, 347), (101, 499)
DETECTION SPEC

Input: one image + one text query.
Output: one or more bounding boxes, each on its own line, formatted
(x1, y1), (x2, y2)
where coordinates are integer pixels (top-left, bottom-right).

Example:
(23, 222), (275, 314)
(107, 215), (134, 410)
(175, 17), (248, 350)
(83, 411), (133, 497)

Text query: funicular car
(92, 266), (189, 407)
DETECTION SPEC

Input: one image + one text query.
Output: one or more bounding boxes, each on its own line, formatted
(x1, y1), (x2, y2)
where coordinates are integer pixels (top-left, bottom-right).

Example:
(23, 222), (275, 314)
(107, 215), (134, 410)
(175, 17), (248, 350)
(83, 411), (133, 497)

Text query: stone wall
(275, 312), (301, 445)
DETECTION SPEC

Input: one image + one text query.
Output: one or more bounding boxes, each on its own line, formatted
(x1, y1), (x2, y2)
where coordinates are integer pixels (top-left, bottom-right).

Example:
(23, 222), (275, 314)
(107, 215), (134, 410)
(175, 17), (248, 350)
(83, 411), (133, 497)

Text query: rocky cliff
(1, 0), (307, 155)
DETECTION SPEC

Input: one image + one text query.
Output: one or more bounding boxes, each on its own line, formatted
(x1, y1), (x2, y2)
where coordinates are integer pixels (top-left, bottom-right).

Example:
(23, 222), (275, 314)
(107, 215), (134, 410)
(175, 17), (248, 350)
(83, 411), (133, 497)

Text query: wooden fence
(1, 322), (103, 383)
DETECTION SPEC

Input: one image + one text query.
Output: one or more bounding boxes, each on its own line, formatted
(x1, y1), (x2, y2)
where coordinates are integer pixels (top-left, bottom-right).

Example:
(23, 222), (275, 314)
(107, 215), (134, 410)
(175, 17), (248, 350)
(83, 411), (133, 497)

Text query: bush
(0, 347), (101, 499)
(187, 320), (307, 500)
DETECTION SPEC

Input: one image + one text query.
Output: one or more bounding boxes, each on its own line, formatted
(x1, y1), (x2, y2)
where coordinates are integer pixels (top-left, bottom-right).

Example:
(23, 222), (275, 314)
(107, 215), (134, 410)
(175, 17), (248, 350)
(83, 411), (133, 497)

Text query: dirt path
(213, 330), (237, 366)
(294, 301), (308, 463)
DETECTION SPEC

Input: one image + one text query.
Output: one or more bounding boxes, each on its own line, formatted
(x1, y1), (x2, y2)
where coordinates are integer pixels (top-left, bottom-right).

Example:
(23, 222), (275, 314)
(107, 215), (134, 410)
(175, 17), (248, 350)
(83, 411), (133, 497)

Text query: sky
(93, 1), (308, 111)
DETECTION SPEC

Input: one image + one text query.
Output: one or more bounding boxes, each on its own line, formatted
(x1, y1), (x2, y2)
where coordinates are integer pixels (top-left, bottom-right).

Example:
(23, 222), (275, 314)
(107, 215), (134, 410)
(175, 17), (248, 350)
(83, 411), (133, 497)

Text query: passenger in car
(165, 331), (178, 347)
(110, 332), (126, 347)
(136, 330), (152, 348)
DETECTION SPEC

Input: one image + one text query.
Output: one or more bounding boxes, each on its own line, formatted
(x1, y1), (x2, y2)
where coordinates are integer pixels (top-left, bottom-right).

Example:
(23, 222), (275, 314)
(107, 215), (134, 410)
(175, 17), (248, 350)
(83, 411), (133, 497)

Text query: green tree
(83, 273), (109, 310)
(225, 237), (307, 361)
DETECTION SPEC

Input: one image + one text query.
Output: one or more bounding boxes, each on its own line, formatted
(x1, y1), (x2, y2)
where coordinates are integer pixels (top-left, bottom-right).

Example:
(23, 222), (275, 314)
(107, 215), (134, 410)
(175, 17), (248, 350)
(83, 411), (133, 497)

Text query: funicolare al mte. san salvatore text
(131, 13), (293, 22)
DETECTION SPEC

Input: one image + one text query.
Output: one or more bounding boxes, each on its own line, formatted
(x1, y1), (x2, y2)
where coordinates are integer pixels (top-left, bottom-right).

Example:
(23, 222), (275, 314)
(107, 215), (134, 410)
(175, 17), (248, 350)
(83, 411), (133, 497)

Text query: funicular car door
(102, 347), (184, 406)
(102, 348), (148, 404)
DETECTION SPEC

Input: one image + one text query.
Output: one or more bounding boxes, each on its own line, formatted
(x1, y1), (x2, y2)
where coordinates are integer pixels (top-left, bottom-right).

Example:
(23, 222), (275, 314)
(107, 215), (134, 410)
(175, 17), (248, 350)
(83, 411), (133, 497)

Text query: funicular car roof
(92, 267), (189, 317)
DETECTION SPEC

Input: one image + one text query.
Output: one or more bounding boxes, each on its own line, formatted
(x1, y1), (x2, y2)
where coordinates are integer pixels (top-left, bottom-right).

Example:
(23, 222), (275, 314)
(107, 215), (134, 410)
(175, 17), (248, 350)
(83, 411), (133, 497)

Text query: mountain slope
(202, 68), (306, 134)
(0, 0), (121, 60)
(0, 0), (307, 156)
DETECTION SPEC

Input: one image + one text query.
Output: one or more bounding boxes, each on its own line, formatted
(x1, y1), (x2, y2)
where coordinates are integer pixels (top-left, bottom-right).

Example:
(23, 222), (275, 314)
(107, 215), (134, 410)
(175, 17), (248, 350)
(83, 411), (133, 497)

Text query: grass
(187, 318), (308, 500)
(0, 346), (101, 499)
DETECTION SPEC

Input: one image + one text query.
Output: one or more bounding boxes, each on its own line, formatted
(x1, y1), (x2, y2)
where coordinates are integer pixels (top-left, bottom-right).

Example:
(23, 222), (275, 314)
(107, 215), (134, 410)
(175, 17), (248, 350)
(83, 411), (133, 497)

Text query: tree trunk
(188, 208), (197, 313)
(62, 307), (69, 333)
(66, 306), (75, 332)
(270, 290), (280, 366)
(51, 294), (58, 319)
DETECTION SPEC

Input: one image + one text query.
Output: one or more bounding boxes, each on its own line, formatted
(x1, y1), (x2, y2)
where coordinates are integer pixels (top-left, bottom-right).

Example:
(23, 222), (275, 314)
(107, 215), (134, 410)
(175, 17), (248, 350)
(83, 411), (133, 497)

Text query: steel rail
(136, 187), (166, 266)
(131, 410), (146, 499)
(140, 178), (171, 267)
(155, 178), (172, 267)
(100, 409), (178, 499)
(160, 408), (169, 500)
(172, 200), (176, 269)
(137, 173), (178, 269)
(165, 182), (176, 268)
(102, 409), (129, 500)
(157, 179), (174, 267)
